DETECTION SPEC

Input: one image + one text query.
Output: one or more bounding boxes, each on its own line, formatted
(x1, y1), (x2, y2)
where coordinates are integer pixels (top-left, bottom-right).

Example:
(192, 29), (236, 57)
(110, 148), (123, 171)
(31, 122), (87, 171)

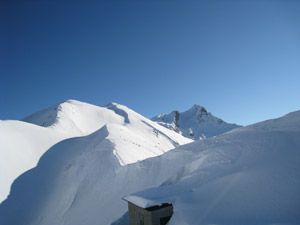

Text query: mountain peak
(64, 99), (80, 104)
(105, 102), (120, 107)
(188, 104), (209, 115)
(152, 104), (241, 139)
(191, 104), (203, 110)
(58, 99), (87, 106)
(22, 99), (124, 135)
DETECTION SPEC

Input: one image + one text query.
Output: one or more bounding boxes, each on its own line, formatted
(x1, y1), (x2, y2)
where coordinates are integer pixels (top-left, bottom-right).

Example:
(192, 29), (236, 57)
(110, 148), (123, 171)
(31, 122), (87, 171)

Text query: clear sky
(1, 0), (300, 125)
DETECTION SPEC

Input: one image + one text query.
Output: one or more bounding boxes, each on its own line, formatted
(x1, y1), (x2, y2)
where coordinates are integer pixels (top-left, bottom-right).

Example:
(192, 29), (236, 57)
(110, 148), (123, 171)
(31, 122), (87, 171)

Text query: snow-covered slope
(0, 103), (192, 225)
(22, 99), (191, 165)
(0, 121), (65, 203)
(0, 100), (191, 205)
(124, 110), (300, 225)
(4, 100), (298, 225)
(152, 104), (241, 139)
(0, 100), (120, 203)
(22, 99), (192, 163)
(22, 99), (122, 136)
(103, 103), (192, 165)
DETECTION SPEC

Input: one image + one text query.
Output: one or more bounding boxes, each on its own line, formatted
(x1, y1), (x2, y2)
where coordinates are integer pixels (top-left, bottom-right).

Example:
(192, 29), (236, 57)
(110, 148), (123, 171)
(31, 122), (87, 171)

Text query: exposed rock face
(151, 104), (241, 139)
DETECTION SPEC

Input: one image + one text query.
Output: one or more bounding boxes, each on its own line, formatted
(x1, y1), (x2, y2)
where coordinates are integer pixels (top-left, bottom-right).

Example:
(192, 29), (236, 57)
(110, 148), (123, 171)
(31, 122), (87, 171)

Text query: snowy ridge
(23, 100), (123, 135)
(0, 115), (191, 225)
(22, 99), (192, 166)
(0, 100), (191, 205)
(0, 100), (123, 203)
(2, 100), (298, 225)
(124, 110), (300, 225)
(152, 104), (241, 139)
(101, 102), (192, 165)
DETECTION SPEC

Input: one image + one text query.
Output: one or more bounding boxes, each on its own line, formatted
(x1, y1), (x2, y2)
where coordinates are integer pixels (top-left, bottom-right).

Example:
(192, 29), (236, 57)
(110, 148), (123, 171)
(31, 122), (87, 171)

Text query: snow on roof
(123, 195), (159, 209)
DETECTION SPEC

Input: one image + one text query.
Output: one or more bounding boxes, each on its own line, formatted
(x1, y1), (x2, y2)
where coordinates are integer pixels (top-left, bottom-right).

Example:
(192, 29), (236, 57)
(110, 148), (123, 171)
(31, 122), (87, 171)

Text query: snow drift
(0, 100), (191, 225)
(0, 100), (123, 203)
(2, 100), (299, 225)
(0, 100), (191, 204)
(0, 120), (64, 202)
(125, 110), (300, 225)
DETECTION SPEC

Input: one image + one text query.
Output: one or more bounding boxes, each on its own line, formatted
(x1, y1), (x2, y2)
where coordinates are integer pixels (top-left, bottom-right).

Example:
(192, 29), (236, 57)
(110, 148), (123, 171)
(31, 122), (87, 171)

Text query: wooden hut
(123, 199), (173, 225)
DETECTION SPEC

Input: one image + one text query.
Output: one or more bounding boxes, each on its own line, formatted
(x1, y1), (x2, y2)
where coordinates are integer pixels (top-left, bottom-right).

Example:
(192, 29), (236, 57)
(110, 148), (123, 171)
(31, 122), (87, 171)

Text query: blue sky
(1, 0), (300, 125)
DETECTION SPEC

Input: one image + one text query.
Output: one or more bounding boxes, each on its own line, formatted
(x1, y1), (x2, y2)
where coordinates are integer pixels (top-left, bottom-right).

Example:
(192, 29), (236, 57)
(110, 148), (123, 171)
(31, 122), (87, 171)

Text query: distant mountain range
(151, 104), (241, 139)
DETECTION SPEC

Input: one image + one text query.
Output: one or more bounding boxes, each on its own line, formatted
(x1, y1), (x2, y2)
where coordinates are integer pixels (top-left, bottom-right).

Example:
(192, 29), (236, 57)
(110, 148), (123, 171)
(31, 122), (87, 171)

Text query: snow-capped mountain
(151, 104), (241, 139)
(21, 99), (191, 165)
(0, 100), (191, 204)
(2, 100), (298, 225)
(0, 100), (192, 225)
(0, 100), (120, 203)
(123, 110), (300, 224)
(22, 99), (123, 136)
(1, 102), (299, 225)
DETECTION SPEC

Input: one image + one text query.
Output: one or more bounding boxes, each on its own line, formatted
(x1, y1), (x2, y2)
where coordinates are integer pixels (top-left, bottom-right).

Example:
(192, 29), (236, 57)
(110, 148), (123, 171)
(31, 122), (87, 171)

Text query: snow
(0, 120), (65, 202)
(0, 100), (125, 203)
(1, 99), (299, 225)
(123, 195), (161, 209)
(0, 100), (191, 204)
(104, 103), (191, 165)
(152, 104), (241, 139)
(22, 100), (124, 135)
(124, 110), (300, 225)
(0, 100), (192, 224)
(0, 124), (190, 225)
